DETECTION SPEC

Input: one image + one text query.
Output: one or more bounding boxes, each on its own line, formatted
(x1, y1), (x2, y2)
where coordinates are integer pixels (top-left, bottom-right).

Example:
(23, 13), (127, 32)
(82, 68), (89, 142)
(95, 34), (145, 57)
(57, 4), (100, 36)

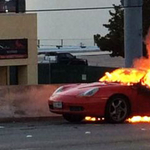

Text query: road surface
(0, 117), (149, 150)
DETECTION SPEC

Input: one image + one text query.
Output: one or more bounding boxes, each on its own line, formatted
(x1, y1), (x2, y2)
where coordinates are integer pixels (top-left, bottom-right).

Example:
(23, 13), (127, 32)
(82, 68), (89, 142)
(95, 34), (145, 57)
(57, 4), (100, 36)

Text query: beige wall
(0, 13), (38, 85)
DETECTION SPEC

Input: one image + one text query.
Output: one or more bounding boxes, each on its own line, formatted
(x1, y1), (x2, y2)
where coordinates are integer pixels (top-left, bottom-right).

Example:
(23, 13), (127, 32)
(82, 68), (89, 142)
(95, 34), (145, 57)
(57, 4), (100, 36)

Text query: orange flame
(140, 70), (150, 88)
(99, 68), (146, 86)
(127, 116), (150, 123)
(85, 116), (150, 123)
(85, 116), (104, 122)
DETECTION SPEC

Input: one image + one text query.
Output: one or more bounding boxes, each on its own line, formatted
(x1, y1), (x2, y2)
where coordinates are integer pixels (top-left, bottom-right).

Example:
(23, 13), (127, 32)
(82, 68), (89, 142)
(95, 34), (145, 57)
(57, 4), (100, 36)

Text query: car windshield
(99, 68), (147, 85)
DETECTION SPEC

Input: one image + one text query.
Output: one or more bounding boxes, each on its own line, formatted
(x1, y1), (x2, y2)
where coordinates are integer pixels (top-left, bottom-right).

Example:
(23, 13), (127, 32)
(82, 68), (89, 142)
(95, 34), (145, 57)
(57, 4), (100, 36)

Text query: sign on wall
(0, 39), (28, 59)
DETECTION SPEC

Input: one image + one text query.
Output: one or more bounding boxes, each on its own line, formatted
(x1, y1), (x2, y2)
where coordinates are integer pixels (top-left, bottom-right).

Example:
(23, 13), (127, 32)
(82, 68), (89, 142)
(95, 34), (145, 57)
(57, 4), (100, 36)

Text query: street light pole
(122, 0), (143, 67)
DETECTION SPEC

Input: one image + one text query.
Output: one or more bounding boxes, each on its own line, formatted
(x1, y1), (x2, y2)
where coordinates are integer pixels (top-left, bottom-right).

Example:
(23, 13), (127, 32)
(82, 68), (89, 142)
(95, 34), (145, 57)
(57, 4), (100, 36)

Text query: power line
(26, 5), (142, 13)
(38, 38), (93, 41)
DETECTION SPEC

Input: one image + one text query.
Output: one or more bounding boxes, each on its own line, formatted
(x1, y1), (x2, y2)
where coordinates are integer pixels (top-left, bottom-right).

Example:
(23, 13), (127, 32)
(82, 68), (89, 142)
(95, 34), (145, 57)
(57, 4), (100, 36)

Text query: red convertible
(48, 68), (150, 123)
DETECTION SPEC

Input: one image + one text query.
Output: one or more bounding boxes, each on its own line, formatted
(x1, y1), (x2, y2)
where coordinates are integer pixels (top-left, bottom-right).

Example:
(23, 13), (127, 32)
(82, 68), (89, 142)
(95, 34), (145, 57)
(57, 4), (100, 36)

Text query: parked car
(43, 52), (88, 65)
(48, 68), (150, 123)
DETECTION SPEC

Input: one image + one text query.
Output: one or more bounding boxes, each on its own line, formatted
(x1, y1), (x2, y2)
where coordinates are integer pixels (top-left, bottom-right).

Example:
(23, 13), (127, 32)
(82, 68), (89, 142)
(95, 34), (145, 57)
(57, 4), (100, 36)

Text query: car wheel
(63, 114), (84, 123)
(105, 95), (130, 123)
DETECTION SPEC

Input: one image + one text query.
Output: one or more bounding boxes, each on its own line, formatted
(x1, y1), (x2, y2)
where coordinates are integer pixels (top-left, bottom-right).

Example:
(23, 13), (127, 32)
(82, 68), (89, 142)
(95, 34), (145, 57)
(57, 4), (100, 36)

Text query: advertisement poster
(0, 39), (28, 59)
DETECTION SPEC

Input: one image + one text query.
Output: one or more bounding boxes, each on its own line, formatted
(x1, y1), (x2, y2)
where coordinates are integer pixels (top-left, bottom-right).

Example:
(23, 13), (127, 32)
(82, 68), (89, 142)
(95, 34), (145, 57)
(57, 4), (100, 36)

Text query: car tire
(63, 114), (84, 123)
(105, 95), (130, 123)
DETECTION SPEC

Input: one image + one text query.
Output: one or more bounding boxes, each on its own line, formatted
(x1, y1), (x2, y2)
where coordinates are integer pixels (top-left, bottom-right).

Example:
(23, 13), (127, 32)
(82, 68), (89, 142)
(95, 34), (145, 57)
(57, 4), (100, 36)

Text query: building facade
(0, 13), (37, 85)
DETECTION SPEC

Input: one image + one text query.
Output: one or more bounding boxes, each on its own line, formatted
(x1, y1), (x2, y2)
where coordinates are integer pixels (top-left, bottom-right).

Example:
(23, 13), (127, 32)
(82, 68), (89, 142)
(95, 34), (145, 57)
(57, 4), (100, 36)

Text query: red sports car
(48, 68), (150, 123)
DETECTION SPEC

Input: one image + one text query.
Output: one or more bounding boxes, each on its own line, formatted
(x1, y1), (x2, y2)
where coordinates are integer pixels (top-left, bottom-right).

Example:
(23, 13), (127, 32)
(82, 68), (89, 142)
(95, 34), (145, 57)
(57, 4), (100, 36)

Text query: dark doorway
(9, 66), (18, 85)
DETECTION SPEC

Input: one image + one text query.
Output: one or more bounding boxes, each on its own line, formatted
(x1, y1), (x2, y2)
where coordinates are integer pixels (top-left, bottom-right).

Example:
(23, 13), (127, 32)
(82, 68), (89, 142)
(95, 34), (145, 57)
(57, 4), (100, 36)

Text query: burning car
(48, 68), (150, 123)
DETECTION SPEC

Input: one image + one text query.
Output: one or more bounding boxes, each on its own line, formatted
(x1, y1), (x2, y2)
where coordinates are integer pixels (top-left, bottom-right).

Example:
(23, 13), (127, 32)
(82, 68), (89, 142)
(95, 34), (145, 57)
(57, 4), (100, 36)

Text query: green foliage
(94, 1), (150, 57)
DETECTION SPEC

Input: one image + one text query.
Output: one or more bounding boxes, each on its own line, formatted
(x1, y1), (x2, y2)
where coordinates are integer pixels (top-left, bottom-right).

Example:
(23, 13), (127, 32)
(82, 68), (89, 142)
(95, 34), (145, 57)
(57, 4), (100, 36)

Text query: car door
(136, 86), (150, 115)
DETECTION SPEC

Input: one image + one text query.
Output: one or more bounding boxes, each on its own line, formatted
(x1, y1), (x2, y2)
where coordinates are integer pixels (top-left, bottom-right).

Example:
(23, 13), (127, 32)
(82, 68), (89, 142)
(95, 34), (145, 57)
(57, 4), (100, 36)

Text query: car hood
(75, 82), (123, 89)
(59, 82), (125, 96)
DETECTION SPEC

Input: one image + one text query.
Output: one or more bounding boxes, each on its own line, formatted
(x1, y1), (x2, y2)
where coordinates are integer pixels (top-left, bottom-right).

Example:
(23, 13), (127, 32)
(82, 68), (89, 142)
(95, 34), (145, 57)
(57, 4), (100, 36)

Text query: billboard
(0, 39), (28, 59)
(0, 0), (25, 13)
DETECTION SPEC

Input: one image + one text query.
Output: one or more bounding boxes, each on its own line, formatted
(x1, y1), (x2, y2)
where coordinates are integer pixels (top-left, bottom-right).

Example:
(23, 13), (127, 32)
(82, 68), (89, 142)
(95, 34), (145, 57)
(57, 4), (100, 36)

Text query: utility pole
(121, 0), (143, 67)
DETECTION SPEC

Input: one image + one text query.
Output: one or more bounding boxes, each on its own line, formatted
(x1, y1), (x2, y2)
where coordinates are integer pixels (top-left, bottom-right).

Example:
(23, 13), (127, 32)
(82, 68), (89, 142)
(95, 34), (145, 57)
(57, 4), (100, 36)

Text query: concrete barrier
(0, 84), (62, 120)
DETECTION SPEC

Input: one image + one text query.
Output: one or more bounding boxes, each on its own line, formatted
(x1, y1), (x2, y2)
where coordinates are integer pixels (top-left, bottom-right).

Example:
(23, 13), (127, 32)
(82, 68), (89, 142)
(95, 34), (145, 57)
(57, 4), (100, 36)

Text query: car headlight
(79, 87), (99, 97)
(53, 86), (64, 95)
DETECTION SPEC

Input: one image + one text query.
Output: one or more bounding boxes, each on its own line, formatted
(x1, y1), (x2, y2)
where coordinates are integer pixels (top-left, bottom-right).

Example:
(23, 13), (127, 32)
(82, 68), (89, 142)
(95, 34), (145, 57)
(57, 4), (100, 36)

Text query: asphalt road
(0, 117), (150, 150)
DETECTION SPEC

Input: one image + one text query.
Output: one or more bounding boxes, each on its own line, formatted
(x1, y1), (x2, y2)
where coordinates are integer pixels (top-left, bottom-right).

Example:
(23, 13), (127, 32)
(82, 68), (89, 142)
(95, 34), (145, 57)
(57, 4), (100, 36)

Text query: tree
(94, 1), (150, 58)
(94, 5), (124, 57)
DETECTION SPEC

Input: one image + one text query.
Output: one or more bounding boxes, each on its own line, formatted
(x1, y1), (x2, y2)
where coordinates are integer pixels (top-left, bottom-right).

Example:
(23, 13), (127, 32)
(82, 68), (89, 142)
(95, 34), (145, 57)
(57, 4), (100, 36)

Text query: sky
(26, 0), (120, 46)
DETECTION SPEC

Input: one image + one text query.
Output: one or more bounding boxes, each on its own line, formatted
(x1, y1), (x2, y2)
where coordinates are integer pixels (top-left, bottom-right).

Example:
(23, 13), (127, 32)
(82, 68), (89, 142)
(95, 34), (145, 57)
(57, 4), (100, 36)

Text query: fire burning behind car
(85, 28), (150, 123)
(100, 27), (150, 88)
